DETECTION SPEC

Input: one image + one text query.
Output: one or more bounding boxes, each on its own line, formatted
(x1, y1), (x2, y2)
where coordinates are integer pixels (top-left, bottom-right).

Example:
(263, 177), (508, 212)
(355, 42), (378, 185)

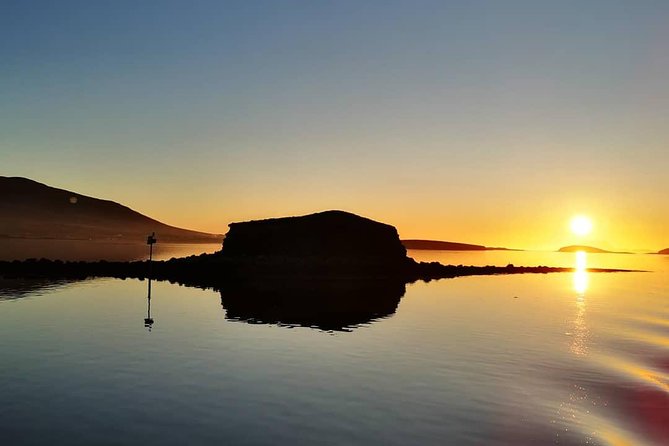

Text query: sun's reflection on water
(573, 251), (588, 296)
(571, 251), (589, 356)
(556, 251), (598, 443)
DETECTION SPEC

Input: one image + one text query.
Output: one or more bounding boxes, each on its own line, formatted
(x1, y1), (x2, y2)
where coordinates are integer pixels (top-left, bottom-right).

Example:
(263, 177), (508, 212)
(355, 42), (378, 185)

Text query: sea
(1, 241), (668, 445)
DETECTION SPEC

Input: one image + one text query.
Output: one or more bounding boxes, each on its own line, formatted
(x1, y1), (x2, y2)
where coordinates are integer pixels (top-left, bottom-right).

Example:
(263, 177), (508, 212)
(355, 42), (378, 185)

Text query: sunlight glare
(573, 251), (588, 295)
(570, 215), (593, 236)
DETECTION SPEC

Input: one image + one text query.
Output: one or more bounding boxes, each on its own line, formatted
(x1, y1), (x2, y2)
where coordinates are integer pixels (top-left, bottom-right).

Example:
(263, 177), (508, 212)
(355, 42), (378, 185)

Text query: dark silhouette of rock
(0, 176), (222, 243)
(658, 248), (669, 255)
(402, 239), (515, 251)
(221, 210), (409, 275)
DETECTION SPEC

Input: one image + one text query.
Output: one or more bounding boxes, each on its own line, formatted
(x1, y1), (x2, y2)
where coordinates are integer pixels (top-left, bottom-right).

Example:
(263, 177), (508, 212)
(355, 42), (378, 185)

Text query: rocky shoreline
(0, 253), (638, 291)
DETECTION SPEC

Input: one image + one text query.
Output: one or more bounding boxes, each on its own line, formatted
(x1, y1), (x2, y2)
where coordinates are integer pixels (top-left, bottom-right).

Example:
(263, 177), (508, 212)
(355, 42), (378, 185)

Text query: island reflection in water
(0, 276), (406, 333)
(218, 278), (405, 332)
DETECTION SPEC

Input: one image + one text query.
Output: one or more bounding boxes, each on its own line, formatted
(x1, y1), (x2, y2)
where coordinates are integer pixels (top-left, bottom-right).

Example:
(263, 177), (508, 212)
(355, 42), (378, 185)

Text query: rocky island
(220, 210), (410, 276)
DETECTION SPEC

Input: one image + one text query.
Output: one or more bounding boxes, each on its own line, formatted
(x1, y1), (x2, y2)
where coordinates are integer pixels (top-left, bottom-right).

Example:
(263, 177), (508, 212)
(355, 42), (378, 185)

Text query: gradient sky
(2, 1), (668, 250)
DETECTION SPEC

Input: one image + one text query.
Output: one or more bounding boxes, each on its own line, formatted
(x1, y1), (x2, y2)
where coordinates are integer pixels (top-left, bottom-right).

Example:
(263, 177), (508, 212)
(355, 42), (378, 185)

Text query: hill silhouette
(0, 177), (222, 243)
(402, 239), (514, 251)
(659, 248), (669, 255)
(558, 245), (630, 254)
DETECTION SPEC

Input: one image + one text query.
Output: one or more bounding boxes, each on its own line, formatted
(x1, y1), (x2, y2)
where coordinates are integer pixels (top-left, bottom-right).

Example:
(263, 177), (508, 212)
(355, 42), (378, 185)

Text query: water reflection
(0, 278), (77, 300)
(573, 251), (588, 296)
(2, 254), (669, 445)
(0, 239), (222, 262)
(218, 278), (406, 332)
(1, 276), (404, 333)
(557, 251), (594, 444)
(570, 251), (589, 356)
(144, 277), (155, 331)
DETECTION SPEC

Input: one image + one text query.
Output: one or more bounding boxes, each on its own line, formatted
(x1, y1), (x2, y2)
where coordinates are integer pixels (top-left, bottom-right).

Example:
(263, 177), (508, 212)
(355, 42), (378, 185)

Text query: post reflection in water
(570, 251), (589, 356)
(144, 277), (154, 331)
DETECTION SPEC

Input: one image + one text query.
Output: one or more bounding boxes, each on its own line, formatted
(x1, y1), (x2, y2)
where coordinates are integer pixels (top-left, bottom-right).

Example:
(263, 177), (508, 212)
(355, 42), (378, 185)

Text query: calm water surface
(1, 251), (668, 445)
(0, 239), (221, 261)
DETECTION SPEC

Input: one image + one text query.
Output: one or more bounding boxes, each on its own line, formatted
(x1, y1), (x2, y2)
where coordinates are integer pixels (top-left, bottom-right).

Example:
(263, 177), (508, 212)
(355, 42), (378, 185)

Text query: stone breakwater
(0, 255), (636, 290)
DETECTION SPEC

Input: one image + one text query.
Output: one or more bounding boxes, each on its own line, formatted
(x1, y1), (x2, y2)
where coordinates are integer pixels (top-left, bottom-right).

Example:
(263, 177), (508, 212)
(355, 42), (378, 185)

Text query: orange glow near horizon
(133, 204), (663, 253)
(27, 175), (667, 252)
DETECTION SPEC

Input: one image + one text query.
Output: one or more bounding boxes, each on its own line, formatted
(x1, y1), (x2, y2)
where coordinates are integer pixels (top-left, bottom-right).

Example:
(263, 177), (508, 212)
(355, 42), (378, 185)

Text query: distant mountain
(659, 248), (669, 255)
(401, 239), (514, 251)
(558, 245), (630, 254)
(0, 177), (222, 243)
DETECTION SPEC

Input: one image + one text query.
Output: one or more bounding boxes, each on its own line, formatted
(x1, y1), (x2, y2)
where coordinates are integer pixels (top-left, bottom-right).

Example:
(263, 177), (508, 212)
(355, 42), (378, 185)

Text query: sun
(570, 215), (593, 236)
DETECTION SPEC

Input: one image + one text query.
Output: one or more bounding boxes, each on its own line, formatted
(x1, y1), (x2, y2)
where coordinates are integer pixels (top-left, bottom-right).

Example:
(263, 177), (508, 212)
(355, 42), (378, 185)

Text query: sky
(2, 0), (668, 251)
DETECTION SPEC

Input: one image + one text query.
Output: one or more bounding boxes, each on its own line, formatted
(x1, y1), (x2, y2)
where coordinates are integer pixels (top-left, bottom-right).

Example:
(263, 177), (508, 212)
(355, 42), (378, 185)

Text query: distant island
(402, 239), (515, 251)
(659, 248), (669, 255)
(0, 177), (222, 243)
(558, 245), (631, 254)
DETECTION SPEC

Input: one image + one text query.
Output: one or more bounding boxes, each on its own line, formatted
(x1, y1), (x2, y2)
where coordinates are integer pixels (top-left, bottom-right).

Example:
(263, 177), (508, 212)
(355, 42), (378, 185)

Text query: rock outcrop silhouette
(220, 210), (410, 275)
